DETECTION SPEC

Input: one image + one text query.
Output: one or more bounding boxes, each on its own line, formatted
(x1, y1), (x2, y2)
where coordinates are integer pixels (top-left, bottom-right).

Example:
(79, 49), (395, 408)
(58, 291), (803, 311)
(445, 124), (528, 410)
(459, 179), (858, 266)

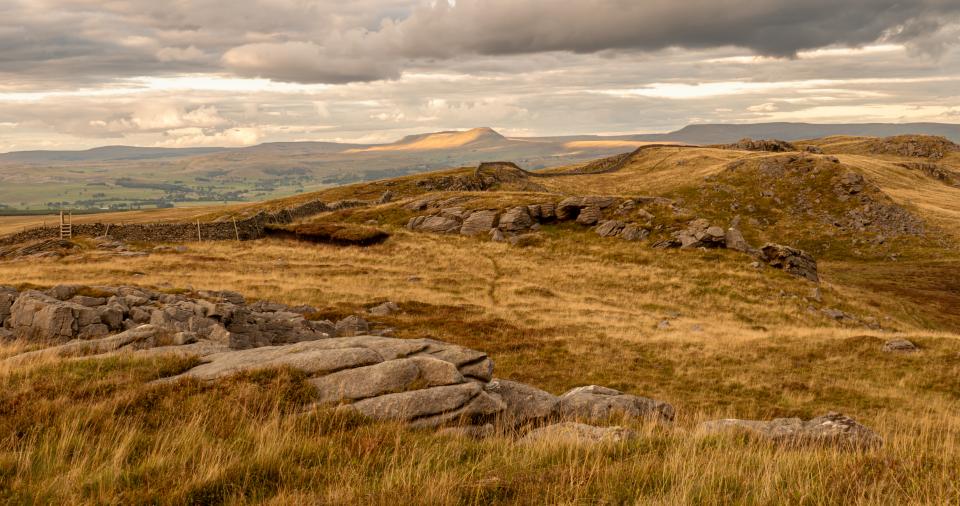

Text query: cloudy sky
(1, 0), (959, 151)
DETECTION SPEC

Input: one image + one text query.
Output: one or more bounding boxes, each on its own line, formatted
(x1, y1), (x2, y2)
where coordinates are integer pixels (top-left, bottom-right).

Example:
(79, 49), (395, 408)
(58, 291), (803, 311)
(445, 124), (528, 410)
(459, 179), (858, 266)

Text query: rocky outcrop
(760, 244), (819, 282)
(1, 284), (367, 348)
(869, 135), (958, 161)
(723, 138), (798, 152)
(9, 291), (105, 341)
(699, 412), (881, 449)
(676, 219), (726, 249)
(882, 339), (918, 352)
(164, 336), (502, 428)
(558, 385), (675, 423)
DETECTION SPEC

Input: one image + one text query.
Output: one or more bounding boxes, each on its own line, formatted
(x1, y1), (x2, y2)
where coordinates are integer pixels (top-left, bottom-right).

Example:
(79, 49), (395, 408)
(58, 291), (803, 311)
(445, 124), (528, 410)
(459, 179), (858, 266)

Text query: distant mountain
(347, 127), (512, 153)
(620, 122), (960, 144)
(0, 145), (230, 163)
(5, 123), (960, 164)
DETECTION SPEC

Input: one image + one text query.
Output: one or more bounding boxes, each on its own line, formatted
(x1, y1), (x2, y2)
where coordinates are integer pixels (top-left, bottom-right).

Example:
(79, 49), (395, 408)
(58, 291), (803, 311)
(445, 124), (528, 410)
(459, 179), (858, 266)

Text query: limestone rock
(490, 228), (505, 242)
(408, 215), (461, 234)
(341, 382), (504, 428)
(377, 191), (394, 204)
(522, 422), (637, 445)
(677, 219), (725, 249)
(724, 227), (753, 253)
(761, 244), (819, 282)
(499, 207), (534, 232)
(460, 210), (498, 236)
(9, 290), (103, 341)
(0, 286), (18, 327)
(559, 385), (675, 423)
(883, 339), (918, 352)
(595, 220), (625, 238)
(368, 302), (400, 317)
(619, 224), (649, 241)
(311, 356), (465, 404)
(699, 412), (881, 449)
(485, 379), (559, 427)
(335, 315), (370, 337)
(575, 206), (602, 226)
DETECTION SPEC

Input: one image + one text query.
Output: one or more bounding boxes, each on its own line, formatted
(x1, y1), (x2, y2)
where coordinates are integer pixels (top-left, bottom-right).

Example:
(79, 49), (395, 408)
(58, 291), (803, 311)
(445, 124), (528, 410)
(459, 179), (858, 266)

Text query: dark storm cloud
(1, 0), (958, 85)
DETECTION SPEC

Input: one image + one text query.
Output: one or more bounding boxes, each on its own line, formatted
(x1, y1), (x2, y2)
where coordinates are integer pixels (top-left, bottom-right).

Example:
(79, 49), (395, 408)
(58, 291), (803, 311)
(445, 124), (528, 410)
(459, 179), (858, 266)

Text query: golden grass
(2, 141), (960, 503)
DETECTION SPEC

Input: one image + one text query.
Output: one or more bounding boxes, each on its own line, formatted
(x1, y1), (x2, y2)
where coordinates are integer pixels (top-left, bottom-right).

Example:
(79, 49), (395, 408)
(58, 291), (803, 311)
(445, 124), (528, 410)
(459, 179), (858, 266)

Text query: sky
(0, 0), (959, 152)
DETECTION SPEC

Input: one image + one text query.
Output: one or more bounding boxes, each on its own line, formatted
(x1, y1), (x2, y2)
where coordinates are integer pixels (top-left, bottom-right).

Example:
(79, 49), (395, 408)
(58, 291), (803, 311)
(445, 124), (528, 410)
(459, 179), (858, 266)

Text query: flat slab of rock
(522, 422), (637, 445)
(698, 412), (881, 449)
(882, 339), (918, 352)
(339, 382), (504, 428)
(559, 385), (675, 423)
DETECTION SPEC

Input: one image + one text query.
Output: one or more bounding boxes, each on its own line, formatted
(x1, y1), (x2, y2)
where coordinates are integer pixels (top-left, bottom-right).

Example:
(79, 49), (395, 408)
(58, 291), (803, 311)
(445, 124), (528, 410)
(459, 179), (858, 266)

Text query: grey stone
(460, 210), (499, 236)
(619, 224), (649, 241)
(69, 296), (107, 307)
(340, 382), (504, 428)
(9, 291), (101, 341)
(413, 216), (462, 234)
(499, 207), (534, 232)
(368, 302), (400, 317)
(335, 315), (370, 337)
(0, 286), (18, 327)
(559, 385), (675, 423)
(485, 379), (559, 426)
(78, 324), (110, 339)
(595, 220), (625, 237)
(882, 339), (918, 352)
(311, 356), (464, 404)
(699, 412), (881, 449)
(489, 228), (505, 242)
(575, 206), (602, 226)
(761, 243), (819, 282)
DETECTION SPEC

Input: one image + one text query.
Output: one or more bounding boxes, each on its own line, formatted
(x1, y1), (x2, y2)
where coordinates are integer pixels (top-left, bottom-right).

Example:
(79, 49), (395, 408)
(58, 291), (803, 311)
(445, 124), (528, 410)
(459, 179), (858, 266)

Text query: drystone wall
(0, 198), (370, 247)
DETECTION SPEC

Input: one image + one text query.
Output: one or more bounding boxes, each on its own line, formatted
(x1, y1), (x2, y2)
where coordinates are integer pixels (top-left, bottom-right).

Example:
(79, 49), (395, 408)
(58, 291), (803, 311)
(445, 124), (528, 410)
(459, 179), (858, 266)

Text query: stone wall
(0, 198), (371, 247)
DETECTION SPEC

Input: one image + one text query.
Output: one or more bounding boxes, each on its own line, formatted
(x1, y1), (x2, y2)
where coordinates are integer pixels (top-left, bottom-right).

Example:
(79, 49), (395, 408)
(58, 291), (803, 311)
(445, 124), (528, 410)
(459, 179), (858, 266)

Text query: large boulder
(460, 210), (498, 236)
(698, 412), (881, 449)
(760, 244), (819, 282)
(485, 378), (559, 427)
(575, 206), (602, 226)
(498, 207), (534, 233)
(0, 286), (18, 328)
(9, 290), (103, 341)
(166, 336), (502, 428)
(559, 385), (675, 423)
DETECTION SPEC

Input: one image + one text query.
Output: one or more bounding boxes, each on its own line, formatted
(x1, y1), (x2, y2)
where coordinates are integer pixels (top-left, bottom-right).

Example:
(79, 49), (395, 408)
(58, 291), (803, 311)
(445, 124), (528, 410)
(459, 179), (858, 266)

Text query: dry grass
(0, 228), (959, 503)
(2, 140), (960, 503)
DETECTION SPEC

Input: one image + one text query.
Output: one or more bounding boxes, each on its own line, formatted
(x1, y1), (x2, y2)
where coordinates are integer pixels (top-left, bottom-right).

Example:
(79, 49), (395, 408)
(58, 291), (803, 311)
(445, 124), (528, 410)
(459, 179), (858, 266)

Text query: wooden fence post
(233, 218), (240, 241)
(197, 220), (201, 242)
